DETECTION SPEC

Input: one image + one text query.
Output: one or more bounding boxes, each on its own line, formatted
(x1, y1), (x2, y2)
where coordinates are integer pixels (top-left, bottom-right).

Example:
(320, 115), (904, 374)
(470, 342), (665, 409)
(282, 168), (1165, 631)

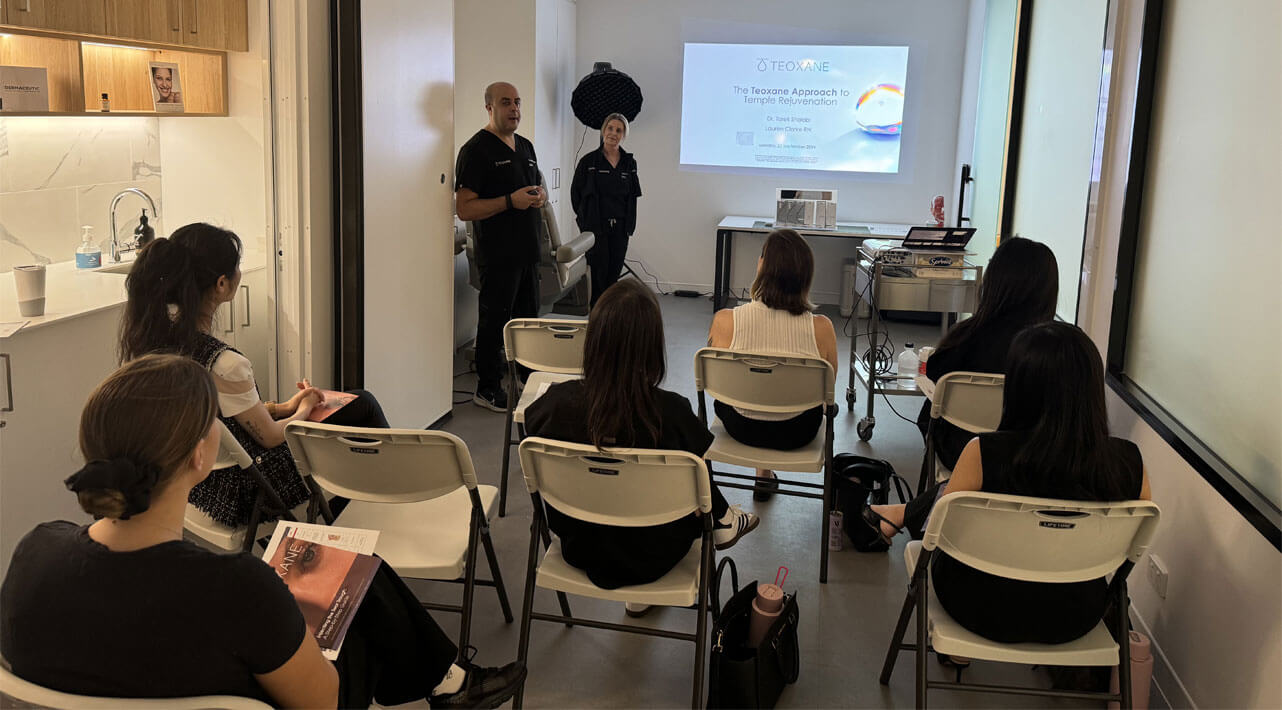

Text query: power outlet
(1147, 554), (1169, 599)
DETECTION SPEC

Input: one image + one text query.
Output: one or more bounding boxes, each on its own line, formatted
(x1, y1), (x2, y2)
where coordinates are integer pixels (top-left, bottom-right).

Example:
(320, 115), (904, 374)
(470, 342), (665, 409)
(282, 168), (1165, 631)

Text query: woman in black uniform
(571, 112), (642, 304)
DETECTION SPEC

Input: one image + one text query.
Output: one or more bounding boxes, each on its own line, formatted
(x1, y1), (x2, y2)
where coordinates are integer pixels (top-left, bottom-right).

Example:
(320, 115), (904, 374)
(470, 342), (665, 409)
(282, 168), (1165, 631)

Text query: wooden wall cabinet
(4, 0), (246, 52)
(1, 0), (107, 36)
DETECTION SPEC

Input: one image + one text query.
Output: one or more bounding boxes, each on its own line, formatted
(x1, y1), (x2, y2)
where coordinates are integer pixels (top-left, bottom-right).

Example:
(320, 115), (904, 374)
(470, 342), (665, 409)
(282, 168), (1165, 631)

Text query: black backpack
(832, 454), (912, 552)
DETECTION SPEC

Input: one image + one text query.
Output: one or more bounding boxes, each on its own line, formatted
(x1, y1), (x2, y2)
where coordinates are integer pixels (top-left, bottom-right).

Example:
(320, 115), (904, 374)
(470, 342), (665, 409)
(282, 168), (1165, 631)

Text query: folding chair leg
(457, 509), (481, 659)
(1118, 583), (1134, 709)
(919, 428), (935, 496)
(499, 386), (517, 518)
(915, 580), (929, 709)
(819, 461), (833, 584)
(691, 533), (714, 709)
(480, 525), (515, 623)
(240, 488), (267, 553)
(879, 588), (916, 685)
(514, 515), (544, 710)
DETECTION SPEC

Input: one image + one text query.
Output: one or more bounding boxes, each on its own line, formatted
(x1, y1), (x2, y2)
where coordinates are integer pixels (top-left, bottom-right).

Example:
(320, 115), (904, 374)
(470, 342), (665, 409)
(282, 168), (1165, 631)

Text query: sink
(96, 260), (135, 275)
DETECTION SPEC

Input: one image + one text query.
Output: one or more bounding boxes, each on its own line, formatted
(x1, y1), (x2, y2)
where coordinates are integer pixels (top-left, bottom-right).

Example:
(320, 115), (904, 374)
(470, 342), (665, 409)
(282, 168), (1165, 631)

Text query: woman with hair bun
(0, 355), (524, 707)
(120, 223), (389, 527)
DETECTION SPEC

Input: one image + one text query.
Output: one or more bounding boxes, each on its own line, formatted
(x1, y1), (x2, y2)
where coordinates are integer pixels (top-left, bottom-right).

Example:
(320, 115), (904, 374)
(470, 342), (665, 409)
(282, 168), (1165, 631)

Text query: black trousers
(476, 258), (539, 390)
(325, 389), (389, 429)
(586, 220), (629, 304)
(335, 562), (457, 707)
(713, 400), (824, 451)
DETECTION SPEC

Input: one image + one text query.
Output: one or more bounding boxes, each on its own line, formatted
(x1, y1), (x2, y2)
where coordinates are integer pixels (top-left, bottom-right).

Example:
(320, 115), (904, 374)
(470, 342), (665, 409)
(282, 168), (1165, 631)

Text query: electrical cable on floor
(626, 258), (673, 295)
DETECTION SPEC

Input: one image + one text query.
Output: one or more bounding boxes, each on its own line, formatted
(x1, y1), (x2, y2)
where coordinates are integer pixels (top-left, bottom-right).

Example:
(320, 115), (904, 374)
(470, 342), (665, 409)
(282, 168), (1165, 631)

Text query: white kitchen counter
(1, 250), (267, 337)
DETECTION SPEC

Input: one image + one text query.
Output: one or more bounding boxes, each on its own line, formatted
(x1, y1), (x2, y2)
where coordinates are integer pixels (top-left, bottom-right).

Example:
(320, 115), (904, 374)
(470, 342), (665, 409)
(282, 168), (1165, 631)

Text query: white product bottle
(897, 342), (919, 383)
(75, 226), (101, 269)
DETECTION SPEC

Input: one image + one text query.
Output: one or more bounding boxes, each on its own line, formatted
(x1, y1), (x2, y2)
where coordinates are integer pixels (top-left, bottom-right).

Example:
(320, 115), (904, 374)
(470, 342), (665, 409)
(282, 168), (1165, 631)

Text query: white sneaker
(624, 602), (653, 618)
(714, 505), (760, 550)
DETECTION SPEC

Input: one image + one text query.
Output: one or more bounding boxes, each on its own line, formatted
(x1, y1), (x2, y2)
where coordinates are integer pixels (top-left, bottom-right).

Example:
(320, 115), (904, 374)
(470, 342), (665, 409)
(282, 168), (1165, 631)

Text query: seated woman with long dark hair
(867, 322), (1152, 645)
(0, 355), (524, 708)
(525, 280), (759, 608)
(120, 223), (389, 527)
(705, 229), (839, 500)
(914, 236), (1058, 471)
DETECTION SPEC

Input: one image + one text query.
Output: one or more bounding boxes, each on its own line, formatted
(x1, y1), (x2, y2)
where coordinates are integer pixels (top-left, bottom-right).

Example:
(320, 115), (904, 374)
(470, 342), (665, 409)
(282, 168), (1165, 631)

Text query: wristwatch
(505, 193), (514, 210)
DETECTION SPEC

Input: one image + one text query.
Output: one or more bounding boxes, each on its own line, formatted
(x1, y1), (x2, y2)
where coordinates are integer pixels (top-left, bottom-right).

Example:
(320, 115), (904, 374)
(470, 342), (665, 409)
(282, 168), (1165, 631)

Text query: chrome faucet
(109, 188), (160, 262)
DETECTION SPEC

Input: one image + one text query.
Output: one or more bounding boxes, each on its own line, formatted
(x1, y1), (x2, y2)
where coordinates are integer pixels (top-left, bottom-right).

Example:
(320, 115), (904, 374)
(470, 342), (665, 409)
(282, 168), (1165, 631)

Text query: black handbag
(706, 558), (800, 709)
(833, 454), (912, 552)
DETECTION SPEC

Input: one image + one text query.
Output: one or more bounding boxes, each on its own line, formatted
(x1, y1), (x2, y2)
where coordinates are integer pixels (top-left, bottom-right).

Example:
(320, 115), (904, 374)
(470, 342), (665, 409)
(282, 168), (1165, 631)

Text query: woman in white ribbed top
(707, 229), (839, 500)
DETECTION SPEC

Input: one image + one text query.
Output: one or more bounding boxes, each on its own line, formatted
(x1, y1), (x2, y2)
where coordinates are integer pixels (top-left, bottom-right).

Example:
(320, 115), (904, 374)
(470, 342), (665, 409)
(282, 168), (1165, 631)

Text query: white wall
(950, 0), (986, 232)
(575, 0), (972, 302)
(1084, 1), (1281, 706)
(360, 0), (455, 428)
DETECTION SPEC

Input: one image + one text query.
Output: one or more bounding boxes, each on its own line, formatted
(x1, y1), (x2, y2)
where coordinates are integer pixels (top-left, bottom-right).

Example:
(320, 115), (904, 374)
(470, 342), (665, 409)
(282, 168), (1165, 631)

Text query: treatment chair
(879, 491), (1161, 708)
(498, 317), (587, 516)
(182, 421), (305, 553)
(0, 658), (270, 709)
(284, 422), (514, 653)
(514, 437), (715, 709)
(920, 372), (1004, 494)
(693, 347), (837, 583)
(462, 202), (595, 316)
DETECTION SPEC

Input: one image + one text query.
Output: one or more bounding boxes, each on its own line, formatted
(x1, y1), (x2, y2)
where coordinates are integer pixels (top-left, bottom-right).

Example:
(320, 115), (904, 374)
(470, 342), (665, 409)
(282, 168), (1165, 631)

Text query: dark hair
(119, 223), (242, 362)
(72, 354), (218, 519)
(583, 279), (667, 449)
(751, 229), (814, 316)
(936, 236), (1057, 352)
(997, 322), (1131, 501)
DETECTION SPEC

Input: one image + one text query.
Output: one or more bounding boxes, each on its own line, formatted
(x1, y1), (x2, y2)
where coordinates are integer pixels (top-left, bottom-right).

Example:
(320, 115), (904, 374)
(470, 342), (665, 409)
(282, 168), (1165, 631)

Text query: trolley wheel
(845, 388), (856, 408)
(857, 418), (874, 441)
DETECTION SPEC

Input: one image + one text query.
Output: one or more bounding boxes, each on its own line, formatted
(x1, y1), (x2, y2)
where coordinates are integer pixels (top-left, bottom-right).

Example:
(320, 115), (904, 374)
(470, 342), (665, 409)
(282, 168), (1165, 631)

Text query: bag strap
(766, 594), (802, 684)
(890, 472), (914, 503)
(709, 556), (739, 620)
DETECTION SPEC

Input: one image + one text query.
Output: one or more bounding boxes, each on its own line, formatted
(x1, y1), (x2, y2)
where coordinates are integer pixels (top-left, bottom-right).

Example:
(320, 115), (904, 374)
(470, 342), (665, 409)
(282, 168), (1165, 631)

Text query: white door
(360, 0), (455, 427)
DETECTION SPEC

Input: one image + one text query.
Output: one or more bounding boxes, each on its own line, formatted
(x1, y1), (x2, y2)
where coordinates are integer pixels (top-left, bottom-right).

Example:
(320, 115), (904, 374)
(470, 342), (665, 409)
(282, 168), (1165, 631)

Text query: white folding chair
(693, 347), (837, 582)
(514, 437), (715, 709)
(499, 317), (587, 516)
(0, 657), (270, 709)
(183, 421), (308, 553)
(284, 422), (513, 653)
(880, 491), (1161, 708)
(920, 372), (1004, 494)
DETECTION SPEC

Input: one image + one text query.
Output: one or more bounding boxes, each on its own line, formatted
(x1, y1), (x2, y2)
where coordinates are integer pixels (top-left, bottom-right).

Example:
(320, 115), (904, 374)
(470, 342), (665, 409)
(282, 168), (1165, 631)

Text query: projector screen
(680, 43), (909, 174)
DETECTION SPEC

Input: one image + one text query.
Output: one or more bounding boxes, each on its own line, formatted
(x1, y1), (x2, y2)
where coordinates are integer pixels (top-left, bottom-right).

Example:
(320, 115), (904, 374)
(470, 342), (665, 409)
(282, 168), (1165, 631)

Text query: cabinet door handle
(1, 353), (13, 413)
(224, 300), (235, 334)
(188, 0), (198, 33)
(170, 0), (182, 32)
(240, 285), (251, 327)
(19, 0), (32, 12)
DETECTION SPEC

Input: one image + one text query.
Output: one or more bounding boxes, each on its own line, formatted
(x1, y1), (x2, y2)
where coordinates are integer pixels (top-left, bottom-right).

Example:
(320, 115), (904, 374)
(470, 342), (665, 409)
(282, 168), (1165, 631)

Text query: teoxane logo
(755, 58), (831, 72)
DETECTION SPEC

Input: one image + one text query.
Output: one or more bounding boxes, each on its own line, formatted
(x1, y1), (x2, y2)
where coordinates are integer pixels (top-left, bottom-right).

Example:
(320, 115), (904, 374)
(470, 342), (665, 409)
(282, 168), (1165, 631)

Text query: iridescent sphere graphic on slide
(854, 83), (904, 135)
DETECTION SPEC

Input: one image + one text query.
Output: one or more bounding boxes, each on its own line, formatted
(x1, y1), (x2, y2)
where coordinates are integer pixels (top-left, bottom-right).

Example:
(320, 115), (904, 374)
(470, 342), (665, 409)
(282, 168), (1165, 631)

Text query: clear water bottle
(897, 342), (919, 385)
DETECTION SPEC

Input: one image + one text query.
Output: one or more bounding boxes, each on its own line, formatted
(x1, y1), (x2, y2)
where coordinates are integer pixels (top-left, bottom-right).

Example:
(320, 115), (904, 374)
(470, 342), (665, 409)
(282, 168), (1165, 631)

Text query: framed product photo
(148, 61), (184, 113)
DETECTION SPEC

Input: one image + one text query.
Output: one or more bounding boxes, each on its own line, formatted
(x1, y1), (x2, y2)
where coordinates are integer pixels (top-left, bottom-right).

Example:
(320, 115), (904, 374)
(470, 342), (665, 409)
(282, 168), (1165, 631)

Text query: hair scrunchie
(64, 458), (161, 520)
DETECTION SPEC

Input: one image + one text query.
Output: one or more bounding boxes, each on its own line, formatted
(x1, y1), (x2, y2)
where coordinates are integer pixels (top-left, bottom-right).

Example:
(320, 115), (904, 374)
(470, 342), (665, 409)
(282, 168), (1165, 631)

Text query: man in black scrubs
(455, 81), (547, 411)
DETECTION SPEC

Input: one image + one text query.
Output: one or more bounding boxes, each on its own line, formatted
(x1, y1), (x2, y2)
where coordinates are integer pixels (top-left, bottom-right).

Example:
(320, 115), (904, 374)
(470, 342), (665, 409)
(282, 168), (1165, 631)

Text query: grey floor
(407, 293), (1088, 709)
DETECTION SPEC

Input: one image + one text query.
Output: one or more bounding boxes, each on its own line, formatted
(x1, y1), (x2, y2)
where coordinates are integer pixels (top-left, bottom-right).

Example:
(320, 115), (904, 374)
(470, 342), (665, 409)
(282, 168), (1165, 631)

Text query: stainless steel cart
(847, 247), (982, 441)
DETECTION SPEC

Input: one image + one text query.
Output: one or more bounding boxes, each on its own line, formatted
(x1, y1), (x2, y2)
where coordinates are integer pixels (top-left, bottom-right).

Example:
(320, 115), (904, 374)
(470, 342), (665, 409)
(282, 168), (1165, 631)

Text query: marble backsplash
(0, 117), (165, 273)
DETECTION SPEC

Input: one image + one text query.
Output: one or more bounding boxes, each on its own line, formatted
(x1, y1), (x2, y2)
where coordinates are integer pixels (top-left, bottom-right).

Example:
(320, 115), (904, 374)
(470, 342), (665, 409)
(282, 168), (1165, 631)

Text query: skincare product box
(0, 66), (50, 112)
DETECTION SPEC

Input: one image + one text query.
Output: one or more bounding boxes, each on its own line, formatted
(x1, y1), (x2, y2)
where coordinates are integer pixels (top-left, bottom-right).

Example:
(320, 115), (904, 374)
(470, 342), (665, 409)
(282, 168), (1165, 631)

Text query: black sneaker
(429, 658), (527, 709)
(753, 472), (779, 502)
(472, 385), (508, 413)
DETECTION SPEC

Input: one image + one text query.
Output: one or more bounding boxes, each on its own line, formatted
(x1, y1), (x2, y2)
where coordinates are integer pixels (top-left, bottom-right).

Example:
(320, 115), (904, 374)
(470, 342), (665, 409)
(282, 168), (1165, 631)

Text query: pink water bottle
(748, 567), (788, 648)
(1108, 631), (1153, 709)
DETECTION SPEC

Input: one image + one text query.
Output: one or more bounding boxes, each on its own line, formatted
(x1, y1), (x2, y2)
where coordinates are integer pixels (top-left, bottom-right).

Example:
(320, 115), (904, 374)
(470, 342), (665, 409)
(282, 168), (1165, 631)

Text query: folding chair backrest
(931, 372), (1004, 433)
(693, 347), (833, 414)
(503, 318), (587, 374)
(0, 659), (271, 709)
(519, 437), (712, 527)
(923, 492), (1161, 583)
(285, 422), (477, 504)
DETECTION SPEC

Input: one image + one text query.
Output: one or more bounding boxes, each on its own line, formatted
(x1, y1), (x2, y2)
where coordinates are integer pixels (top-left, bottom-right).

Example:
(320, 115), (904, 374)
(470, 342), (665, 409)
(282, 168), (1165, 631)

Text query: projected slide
(680, 43), (909, 174)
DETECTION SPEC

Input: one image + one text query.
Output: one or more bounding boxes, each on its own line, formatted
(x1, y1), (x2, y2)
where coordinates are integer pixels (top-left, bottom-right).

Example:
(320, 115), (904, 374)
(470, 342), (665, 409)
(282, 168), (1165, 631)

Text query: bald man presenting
(456, 82), (548, 411)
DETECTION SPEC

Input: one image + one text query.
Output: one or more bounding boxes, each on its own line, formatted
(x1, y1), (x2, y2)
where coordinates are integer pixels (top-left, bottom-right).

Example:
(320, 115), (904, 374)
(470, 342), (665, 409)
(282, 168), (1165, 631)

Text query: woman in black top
(525, 280), (758, 598)
(120, 223), (389, 527)
(915, 237), (1058, 470)
(571, 112), (642, 305)
(0, 355), (524, 708)
(869, 322), (1152, 644)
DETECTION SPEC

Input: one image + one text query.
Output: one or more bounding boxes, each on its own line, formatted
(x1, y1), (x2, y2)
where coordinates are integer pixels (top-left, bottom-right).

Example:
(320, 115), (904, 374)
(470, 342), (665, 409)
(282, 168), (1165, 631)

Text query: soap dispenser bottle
(75, 226), (102, 269)
(134, 209), (155, 249)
